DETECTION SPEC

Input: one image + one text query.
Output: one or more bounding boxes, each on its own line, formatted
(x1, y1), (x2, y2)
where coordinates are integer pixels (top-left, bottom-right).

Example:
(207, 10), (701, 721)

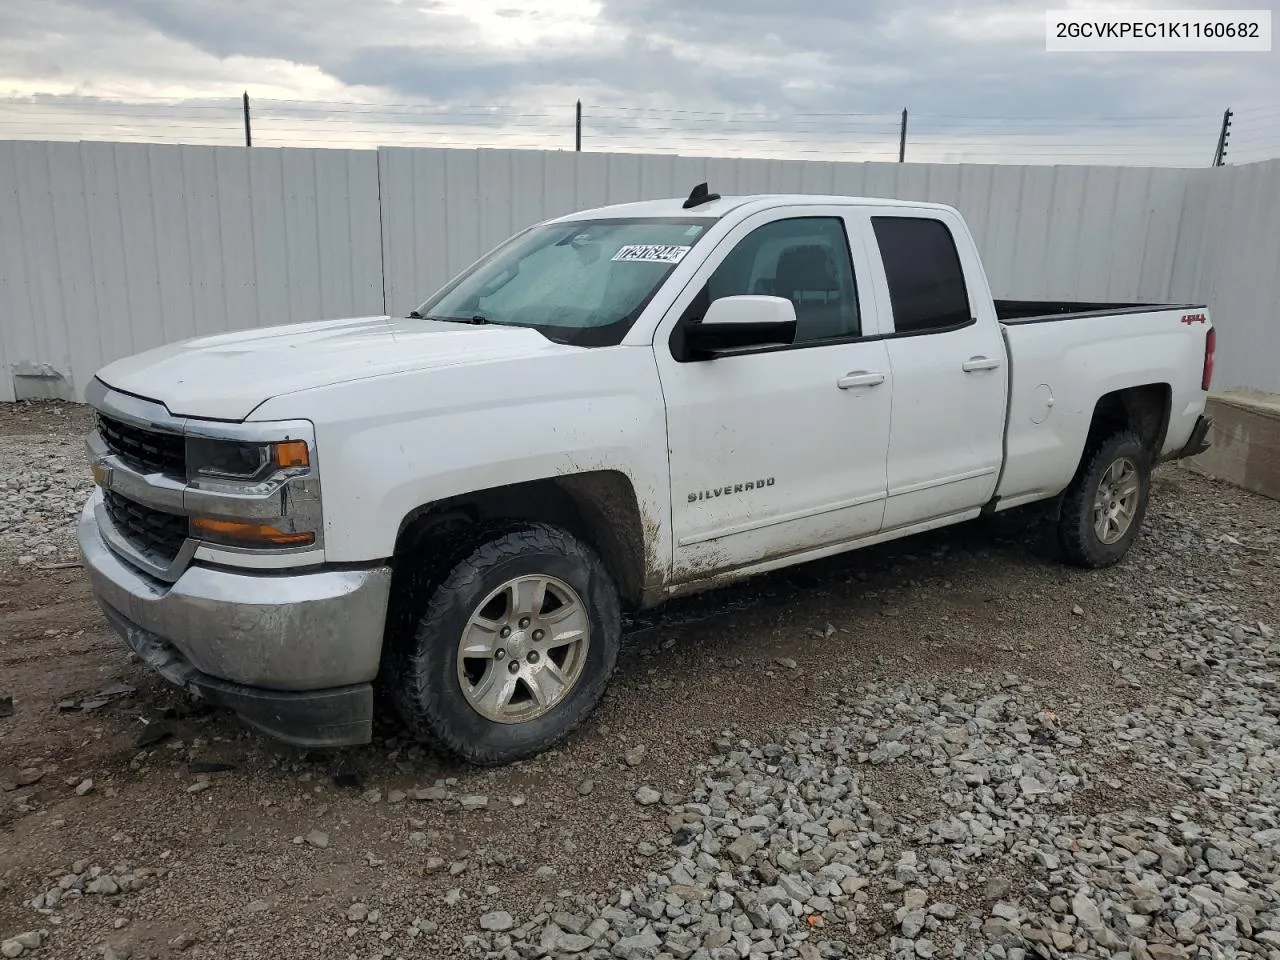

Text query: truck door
(654, 206), (893, 582)
(857, 209), (1008, 530)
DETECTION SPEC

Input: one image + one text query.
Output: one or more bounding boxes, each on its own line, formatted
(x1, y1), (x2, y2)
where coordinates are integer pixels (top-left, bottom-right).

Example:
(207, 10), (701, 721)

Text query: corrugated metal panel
(1169, 159), (1280, 392)
(0, 141), (382, 400)
(3, 141), (1276, 398)
(1136, 168), (1190, 300)
(377, 150), (1202, 318)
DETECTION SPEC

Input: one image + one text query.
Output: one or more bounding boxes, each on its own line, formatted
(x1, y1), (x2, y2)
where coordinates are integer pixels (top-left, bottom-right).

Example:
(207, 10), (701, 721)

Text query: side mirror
(685, 295), (797, 359)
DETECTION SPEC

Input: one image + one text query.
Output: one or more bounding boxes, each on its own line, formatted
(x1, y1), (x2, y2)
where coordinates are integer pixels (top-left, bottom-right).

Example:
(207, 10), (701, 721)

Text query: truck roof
(552, 194), (959, 222)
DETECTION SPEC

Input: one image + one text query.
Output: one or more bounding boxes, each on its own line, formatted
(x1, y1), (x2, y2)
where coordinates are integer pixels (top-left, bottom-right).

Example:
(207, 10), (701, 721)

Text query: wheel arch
(1084, 383), (1171, 461)
(392, 470), (650, 610)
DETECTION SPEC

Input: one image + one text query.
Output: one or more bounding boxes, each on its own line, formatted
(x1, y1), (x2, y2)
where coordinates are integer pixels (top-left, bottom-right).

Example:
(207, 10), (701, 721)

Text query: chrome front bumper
(78, 494), (392, 746)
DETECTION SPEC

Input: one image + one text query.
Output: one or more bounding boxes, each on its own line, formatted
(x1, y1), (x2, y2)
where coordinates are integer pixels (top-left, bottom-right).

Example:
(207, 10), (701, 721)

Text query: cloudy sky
(1, 0), (1277, 164)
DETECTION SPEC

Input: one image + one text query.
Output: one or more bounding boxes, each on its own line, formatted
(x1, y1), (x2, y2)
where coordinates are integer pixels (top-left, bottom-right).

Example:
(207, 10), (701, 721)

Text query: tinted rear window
(872, 217), (971, 334)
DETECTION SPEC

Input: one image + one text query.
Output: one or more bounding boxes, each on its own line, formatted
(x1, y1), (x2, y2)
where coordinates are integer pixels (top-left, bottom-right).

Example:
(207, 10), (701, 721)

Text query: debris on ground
(2, 402), (1277, 959)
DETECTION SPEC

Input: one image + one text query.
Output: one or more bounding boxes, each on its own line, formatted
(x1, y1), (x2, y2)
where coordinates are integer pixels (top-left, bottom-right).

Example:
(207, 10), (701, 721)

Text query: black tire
(390, 521), (620, 765)
(1057, 429), (1151, 568)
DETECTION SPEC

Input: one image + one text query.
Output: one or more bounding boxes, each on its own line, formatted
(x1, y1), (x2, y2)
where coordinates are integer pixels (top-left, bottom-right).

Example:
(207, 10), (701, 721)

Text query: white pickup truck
(77, 186), (1216, 763)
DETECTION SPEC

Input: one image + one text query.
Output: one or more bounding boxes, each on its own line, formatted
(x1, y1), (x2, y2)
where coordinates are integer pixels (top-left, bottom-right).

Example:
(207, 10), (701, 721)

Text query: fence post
(575, 100), (582, 152)
(1211, 108), (1231, 166)
(898, 109), (908, 163)
(243, 92), (252, 147)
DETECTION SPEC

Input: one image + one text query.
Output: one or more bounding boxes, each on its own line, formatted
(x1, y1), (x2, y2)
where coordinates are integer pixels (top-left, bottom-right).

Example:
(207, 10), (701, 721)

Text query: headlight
(186, 438), (310, 483)
(184, 432), (321, 553)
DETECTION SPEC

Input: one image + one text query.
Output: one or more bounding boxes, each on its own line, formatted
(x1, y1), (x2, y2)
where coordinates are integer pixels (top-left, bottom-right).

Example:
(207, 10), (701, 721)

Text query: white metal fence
(0, 141), (382, 402)
(1, 140), (1276, 402)
(376, 150), (1195, 318)
(1167, 159), (1280, 397)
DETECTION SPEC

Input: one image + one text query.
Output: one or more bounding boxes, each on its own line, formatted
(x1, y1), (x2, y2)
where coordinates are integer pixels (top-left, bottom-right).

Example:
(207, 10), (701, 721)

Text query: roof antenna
(682, 182), (721, 209)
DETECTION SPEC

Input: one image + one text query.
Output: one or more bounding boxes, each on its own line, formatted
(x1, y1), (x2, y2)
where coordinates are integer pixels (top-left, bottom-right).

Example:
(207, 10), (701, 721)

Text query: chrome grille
(102, 490), (188, 564)
(97, 414), (186, 476)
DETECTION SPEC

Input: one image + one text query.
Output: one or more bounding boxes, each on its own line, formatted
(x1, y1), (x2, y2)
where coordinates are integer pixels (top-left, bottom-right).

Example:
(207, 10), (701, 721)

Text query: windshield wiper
(416, 313), (494, 325)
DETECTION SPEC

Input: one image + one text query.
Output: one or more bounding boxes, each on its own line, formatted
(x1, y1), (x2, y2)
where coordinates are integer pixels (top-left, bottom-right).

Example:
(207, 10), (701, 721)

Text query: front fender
(249, 347), (672, 588)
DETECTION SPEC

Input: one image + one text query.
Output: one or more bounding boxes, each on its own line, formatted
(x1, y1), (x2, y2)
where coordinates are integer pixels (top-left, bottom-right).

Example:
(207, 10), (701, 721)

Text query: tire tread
(390, 522), (619, 765)
(1057, 428), (1149, 568)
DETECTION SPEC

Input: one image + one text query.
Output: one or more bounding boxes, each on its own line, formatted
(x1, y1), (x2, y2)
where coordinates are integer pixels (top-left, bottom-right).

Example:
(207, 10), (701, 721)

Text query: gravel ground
(1, 401), (1277, 960)
(0, 401), (95, 569)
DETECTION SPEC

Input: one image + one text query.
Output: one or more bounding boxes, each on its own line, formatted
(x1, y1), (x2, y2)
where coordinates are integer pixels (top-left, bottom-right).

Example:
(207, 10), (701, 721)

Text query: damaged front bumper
(77, 495), (391, 748)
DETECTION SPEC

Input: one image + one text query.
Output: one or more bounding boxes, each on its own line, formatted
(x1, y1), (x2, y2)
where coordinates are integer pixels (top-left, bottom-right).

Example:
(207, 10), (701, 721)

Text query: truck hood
(94, 316), (572, 421)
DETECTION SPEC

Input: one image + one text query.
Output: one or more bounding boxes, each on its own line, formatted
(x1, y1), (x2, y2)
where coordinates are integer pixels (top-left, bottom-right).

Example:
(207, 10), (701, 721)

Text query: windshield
(415, 217), (715, 346)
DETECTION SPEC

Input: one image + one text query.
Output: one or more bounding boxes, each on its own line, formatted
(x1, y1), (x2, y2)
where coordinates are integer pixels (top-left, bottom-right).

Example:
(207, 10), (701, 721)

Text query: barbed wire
(0, 95), (1271, 167)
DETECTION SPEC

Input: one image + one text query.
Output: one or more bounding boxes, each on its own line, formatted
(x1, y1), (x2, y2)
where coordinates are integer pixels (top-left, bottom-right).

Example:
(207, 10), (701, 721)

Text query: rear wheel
(391, 522), (620, 765)
(1057, 430), (1150, 568)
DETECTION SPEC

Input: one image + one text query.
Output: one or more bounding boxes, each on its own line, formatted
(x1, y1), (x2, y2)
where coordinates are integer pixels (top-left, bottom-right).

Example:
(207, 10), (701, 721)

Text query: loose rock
(479, 910), (515, 932)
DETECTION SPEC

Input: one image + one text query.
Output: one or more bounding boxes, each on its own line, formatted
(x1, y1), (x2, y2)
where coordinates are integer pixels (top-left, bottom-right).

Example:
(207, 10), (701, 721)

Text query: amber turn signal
(191, 517), (315, 547)
(274, 440), (310, 469)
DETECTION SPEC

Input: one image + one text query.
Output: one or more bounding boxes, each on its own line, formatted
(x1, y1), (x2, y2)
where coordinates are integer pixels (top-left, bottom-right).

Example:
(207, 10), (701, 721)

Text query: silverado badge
(688, 478), (774, 502)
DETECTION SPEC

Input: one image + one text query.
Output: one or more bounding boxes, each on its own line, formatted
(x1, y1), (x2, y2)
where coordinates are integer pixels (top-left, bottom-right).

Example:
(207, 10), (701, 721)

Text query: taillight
(1201, 328), (1215, 391)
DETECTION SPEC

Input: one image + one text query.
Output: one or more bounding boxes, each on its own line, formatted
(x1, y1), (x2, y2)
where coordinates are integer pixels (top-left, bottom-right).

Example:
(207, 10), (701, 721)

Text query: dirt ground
(1, 401), (1277, 960)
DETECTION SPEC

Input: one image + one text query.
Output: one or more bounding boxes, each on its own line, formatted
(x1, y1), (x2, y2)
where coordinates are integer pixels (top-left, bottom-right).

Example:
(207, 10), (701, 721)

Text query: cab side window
(696, 217), (861, 343)
(871, 217), (972, 334)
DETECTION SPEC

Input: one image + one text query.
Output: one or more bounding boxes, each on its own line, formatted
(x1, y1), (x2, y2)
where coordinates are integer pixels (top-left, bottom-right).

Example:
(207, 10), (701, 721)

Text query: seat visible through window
(774, 244), (850, 342)
(700, 217), (860, 343)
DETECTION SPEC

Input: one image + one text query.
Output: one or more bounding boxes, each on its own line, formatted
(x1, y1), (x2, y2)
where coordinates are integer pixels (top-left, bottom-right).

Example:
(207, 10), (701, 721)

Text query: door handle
(962, 356), (1002, 373)
(837, 371), (886, 389)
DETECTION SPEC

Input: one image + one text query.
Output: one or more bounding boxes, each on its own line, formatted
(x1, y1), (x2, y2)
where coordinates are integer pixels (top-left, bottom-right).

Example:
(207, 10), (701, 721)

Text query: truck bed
(994, 302), (1212, 512)
(995, 299), (1201, 323)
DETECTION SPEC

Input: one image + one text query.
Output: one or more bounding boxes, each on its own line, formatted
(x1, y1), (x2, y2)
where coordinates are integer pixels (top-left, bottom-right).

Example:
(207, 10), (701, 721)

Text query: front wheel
(392, 522), (621, 765)
(1057, 430), (1151, 568)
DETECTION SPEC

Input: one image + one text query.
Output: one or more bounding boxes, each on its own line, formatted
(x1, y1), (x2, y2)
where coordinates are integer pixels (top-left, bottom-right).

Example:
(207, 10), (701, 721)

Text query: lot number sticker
(612, 244), (691, 264)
